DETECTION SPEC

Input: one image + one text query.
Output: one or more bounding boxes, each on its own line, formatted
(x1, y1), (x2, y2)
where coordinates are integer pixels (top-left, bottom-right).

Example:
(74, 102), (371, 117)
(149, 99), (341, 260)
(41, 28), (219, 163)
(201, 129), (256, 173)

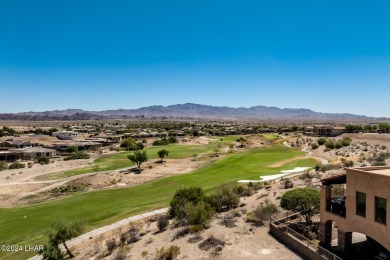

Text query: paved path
(300, 146), (329, 165)
(28, 207), (169, 260)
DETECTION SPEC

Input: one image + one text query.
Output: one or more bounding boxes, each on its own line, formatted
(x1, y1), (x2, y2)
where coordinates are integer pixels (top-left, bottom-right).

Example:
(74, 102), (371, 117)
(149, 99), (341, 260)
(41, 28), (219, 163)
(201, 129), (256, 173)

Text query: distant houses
(304, 125), (346, 137)
(0, 147), (56, 161)
(52, 131), (79, 140)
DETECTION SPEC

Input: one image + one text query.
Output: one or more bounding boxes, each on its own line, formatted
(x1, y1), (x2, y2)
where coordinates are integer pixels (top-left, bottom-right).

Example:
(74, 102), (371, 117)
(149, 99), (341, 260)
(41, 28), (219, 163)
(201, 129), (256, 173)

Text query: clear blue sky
(1, 0), (390, 117)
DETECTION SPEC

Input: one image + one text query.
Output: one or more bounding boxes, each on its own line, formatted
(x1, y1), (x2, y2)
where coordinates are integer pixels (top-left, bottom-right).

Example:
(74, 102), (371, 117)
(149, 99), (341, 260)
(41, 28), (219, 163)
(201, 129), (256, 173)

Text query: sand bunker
(238, 167), (311, 183)
(280, 167), (311, 174)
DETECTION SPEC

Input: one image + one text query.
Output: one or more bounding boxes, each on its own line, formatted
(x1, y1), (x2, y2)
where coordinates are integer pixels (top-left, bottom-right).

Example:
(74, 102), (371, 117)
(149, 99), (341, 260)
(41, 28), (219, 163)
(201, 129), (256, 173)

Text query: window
(375, 197), (387, 225)
(356, 192), (366, 217)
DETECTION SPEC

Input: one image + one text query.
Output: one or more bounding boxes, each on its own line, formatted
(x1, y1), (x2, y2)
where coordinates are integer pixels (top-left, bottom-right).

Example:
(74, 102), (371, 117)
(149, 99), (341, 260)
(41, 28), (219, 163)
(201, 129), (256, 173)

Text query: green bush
(280, 187), (320, 225)
(208, 184), (240, 212)
(340, 137), (352, 147)
(169, 187), (207, 219)
(247, 202), (277, 225)
(120, 137), (144, 151)
(317, 137), (327, 145)
(168, 136), (178, 143)
(153, 138), (170, 146)
(153, 137), (178, 146)
(185, 201), (214, 232)
(66, 146), (78, 153)
(64, 152), (90, 160)
(325, 140), (335, 149)
(8, 162), (25, 169)
(334, 141), (343, 149)
(36, 156), (50, 165)
(311, 143), (319, 150)
(0, 161), (7, 171)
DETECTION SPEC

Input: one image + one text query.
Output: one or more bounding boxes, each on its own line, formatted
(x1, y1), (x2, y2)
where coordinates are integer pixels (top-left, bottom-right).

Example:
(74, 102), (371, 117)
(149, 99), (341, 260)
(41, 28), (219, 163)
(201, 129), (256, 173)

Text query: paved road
(28, 207), (169, 260)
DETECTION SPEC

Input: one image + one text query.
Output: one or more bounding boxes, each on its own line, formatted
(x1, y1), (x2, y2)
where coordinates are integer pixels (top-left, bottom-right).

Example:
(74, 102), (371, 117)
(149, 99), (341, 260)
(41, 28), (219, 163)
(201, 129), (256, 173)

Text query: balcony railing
(326, 197), (346, 218)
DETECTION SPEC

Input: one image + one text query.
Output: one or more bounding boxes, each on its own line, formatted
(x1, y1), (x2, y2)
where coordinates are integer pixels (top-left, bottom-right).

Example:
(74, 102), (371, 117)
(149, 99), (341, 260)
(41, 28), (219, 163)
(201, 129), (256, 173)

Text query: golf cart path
(283, 141), (328, 165)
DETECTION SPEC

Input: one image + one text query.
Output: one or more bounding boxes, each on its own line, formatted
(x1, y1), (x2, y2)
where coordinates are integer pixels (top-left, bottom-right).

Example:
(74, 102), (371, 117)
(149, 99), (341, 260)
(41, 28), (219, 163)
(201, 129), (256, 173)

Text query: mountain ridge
(0, 103), (387, 122)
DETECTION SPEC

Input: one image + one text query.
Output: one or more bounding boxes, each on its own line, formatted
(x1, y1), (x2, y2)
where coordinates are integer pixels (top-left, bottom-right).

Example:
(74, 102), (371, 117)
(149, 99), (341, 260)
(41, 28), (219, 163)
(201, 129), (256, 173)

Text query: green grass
(47, 137), (240, 179)
(0, 145), (316, 259)
(260, 133), (280, 140)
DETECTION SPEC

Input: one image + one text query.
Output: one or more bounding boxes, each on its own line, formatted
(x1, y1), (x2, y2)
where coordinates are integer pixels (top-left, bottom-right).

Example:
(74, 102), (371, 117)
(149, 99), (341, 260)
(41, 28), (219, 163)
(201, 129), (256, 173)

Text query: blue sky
(1, 0), (390, 117)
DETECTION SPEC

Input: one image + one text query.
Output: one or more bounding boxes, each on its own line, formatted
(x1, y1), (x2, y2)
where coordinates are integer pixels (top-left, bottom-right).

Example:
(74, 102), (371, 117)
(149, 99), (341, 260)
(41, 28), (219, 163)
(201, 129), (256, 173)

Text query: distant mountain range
(0, 103), (387, 122)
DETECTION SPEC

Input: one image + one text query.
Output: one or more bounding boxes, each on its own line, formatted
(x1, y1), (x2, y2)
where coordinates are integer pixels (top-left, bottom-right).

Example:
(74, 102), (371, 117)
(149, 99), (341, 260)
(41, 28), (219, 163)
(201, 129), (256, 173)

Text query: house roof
(321, 174), (346, 185)
(23, 147), (56, 153)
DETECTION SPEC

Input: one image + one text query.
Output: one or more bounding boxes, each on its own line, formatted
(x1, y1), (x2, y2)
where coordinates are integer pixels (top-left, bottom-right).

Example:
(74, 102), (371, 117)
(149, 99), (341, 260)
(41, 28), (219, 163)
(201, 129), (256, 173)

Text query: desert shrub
(157, 215), (169, 231)
(36, 155), (50, 164)
(311, 143), (319, 150)
(119, 232), (127, 245)
(141, 250), (148, 257)
(340, 137), (352, 147)
(246, 202), (277, 225)
(156, 245), (181, 260)
(284, 178), (294, 189)
(169, 187), (207, 219)
(51, 184), (87, 195)
(370, 151), (389, 166)
(317, 138), (327, 145)
(120, 137), (144, 151)
(8, 162), (25, 169)
(153, 138), (170, 146)
(220, 213), (236, 228)
(106, 238), (117, 255)
(113, 248), (127, 260)
(250, 182), (264, 190)
(188, 234), (203, 244)
(64, 152), (90, 160)
(325, 140), (335, 149)
(320, 164), (331, 172)
(299, 171), (313, 180)
(186, 201), (214, 232)
(173, 227), (190, 240)
(208, 184), (240, 212)
(0, 161), (7, 171)
(232, 184), (256, 197)
(342, 159), (354, 167)
(334, 141), (343, 149)
(127, 225), (141, 244)
(198, 235), (225, 251)
(168, 136), (178, 143)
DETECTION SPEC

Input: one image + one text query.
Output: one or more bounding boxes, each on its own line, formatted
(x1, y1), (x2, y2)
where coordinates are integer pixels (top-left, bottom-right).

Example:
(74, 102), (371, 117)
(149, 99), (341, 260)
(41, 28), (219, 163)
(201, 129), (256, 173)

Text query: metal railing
(270, 213), (342, 260)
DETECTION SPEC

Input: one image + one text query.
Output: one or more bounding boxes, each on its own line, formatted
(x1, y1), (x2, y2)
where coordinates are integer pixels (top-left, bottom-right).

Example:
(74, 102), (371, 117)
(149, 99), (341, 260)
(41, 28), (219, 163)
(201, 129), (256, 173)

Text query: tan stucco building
(319, 167), (390, 254)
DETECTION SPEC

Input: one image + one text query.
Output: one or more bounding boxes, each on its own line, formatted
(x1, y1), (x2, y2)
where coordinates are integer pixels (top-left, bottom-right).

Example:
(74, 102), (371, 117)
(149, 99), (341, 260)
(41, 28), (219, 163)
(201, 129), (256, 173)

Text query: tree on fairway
(236, 136), (247, 147)
(128, 150), (148, 171)
(157, 149), (169, 162)
(280, 187), (320, 225)
(41, 219), (85, 259)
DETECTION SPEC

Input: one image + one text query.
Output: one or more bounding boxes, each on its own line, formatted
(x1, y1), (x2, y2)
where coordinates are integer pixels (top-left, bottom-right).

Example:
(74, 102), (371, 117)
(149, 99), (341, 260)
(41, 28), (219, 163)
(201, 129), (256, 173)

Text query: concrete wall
(269, 223), (328, 260)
